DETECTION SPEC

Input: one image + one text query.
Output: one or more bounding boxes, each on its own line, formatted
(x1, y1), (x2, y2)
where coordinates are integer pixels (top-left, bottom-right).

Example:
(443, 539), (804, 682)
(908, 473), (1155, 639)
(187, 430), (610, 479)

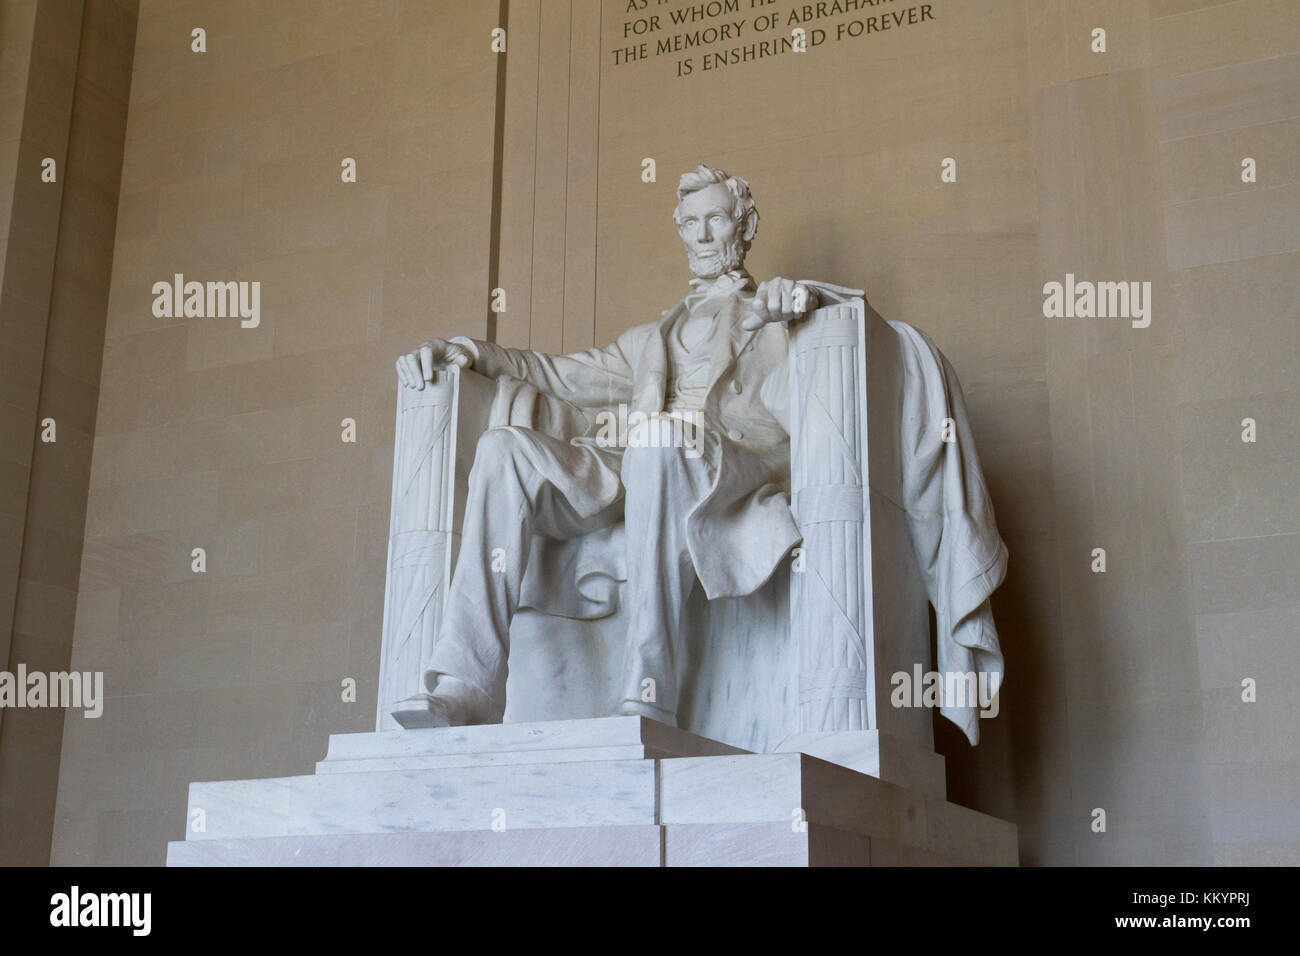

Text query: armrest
(786, 296), (913, 738)
(787, 298), (874, 734)
(375, 366), (494, 731)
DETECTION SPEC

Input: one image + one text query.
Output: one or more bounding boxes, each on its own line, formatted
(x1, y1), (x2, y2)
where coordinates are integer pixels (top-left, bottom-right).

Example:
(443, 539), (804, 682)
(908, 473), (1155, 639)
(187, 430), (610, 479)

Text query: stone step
(169, 826), (666, 867)
(188, 757), (657, 841)
(183, 749), (1016, 864)
(166, 822), (992, 867)
(661, 753), (1017, 865)
(314, 715), (748, 774)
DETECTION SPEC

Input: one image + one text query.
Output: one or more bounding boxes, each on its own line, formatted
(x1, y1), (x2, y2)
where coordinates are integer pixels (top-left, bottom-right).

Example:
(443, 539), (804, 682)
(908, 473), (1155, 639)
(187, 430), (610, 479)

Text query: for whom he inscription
(613, 0), (938, 75)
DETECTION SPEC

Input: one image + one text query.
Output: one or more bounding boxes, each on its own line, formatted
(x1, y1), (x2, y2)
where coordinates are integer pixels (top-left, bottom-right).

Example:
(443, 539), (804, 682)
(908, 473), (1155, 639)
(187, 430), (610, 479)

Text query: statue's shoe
(391, 693), (460, 729)
(616, 700), (678, 727)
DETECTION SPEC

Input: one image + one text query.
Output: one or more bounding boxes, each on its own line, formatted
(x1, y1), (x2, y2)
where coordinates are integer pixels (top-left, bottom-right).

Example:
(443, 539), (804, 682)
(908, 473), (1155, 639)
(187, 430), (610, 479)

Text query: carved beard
(686, 233), (745, 279)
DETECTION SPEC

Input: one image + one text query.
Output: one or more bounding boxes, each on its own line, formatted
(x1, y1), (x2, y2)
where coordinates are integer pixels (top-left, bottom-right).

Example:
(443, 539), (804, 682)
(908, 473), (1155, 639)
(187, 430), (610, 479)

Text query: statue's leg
(616, 418), (713, 726)
(406, 425), (623, 728)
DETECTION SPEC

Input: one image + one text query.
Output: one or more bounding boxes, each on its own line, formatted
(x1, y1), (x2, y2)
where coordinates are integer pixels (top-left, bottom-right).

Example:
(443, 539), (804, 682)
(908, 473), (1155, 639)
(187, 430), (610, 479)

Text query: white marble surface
(168, 822), (998, 867)
(663, 822), (874, 867)
(167, 822), (987, 867)
(317, 715), (747, 775)
(658, 752), (1014, 864)
(505, 573), (798, 755)
(659, 753), (921, 841)
(178, 718), (1016, 865)
(169, 826), (664, 867)
(189, 758), (657, 841)
(317, 744), (674, 774)
(773, 729), (947, 799)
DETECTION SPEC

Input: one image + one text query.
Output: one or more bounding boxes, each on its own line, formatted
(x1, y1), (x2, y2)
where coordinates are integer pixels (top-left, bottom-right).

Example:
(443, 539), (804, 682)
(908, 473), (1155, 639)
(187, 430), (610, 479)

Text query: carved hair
(674, 165), (760, 254)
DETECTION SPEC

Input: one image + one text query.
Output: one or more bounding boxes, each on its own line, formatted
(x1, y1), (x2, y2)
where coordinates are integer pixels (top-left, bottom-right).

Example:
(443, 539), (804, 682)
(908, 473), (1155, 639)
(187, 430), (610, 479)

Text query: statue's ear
(742, 208), (759, 242)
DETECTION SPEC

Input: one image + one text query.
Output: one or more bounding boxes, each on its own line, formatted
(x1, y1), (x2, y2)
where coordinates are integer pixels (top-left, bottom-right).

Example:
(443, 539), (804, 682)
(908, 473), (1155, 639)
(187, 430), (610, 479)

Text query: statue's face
(676, 183), (745, 279)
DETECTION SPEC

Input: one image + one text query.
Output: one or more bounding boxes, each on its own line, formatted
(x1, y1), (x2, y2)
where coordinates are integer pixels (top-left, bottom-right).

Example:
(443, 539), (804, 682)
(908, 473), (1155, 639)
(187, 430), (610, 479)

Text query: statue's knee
(473, 427), (528, 473)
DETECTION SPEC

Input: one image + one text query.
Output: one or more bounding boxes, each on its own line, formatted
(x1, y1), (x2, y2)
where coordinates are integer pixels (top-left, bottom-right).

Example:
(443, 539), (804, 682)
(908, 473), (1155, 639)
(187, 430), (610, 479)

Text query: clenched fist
(741, 277), (819, 330)
(396, 338), (474, 389)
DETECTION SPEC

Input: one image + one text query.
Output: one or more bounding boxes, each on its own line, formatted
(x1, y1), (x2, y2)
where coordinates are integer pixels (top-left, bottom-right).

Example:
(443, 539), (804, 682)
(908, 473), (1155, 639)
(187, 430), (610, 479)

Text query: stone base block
(169, 717), (1016, 866)
(167, 826), (665, 867)
(773, 729), (948, 799)
(315, 715), (748, 773)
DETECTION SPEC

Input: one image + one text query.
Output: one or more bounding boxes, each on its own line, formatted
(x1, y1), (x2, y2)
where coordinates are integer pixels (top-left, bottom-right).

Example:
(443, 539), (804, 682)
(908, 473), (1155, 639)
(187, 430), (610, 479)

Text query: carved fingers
(396, 339), (473, 389)
(444, 342), (473, 369)
(742, 277), (819, 330)
(395, 351), (421, 389)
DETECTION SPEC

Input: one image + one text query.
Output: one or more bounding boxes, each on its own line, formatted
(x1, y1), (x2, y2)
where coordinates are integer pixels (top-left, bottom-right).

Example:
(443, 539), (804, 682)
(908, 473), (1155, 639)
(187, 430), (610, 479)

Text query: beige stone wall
(0, 0), (137, 865)
(50, 0), (499, 865)
(38, 0), (1298, 865)
(0, 0), (72, 868)
(1148, 0), (1300, 865)
(1024, 0), (1299, 867)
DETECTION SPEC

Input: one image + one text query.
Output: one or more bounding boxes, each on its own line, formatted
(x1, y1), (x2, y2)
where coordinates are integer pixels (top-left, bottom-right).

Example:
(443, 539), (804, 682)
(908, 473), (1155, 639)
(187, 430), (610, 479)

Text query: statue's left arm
(742, 276), (822, 330)
(754, 278), (868, 432)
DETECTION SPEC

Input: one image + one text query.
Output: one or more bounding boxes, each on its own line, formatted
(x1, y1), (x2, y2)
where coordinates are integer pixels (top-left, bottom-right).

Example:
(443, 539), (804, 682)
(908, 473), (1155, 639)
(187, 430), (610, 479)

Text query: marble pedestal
(166, 717), (1017, 867)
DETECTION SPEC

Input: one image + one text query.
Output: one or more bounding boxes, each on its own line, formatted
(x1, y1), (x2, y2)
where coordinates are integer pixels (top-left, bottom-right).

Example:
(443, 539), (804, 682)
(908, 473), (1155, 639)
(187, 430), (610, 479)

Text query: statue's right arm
(399, 331), (640, 409)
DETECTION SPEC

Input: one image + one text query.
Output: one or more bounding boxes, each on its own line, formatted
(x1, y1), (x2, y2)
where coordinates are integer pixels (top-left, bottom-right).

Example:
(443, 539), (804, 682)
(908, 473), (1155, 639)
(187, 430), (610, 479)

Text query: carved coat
(452, 271), (803, 607)
(451, 274), (1007, 744)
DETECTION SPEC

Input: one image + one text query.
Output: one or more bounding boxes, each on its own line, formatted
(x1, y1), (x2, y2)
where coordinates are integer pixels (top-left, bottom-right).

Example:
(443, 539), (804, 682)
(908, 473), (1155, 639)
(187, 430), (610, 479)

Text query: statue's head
(673, 165), (759, 279)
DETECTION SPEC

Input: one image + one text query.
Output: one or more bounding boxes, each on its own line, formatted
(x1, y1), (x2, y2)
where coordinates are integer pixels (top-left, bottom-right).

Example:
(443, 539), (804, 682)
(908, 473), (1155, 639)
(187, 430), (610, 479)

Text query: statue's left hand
(742, 277), (819, 330)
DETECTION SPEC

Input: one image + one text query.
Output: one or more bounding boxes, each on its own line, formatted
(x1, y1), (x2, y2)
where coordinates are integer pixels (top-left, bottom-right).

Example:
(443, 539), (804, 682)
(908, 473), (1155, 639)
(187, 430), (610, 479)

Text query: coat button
(728, 428), (743, 441)
(730, 379), (742, 394)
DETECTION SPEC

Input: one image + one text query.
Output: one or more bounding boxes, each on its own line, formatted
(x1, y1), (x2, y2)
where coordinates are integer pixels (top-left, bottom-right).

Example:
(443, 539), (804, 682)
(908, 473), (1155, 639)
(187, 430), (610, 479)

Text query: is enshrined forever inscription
(613, 0), (937, 75)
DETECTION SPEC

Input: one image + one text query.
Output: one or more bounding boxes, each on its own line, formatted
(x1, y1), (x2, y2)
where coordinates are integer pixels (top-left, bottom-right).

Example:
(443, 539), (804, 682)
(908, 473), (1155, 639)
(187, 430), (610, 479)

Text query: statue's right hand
(396, 338), (474, 389)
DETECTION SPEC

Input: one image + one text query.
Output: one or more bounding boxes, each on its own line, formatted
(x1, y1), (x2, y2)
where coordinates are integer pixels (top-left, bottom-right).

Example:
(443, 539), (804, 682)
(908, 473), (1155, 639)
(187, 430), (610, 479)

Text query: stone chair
(375, 292), (951, 798)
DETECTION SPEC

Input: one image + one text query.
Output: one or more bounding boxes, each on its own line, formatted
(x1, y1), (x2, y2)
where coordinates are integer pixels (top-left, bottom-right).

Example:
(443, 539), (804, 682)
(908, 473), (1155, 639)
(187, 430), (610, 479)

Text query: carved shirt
(665, 269), (748, 414)
(664, 312), (717, 413)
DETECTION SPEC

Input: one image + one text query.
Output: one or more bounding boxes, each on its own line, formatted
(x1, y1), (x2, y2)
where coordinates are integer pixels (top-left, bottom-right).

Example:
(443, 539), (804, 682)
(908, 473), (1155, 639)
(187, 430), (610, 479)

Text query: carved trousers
(426, 419), (713, 725)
